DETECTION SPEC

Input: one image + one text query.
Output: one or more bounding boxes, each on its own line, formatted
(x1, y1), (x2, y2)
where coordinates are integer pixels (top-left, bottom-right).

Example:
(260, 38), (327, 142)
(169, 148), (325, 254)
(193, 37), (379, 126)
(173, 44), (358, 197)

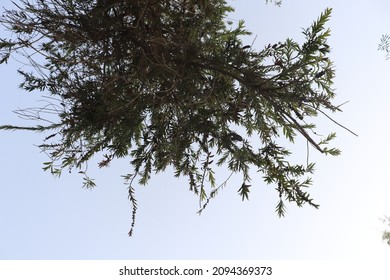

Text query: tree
(0, 0), (351, 236)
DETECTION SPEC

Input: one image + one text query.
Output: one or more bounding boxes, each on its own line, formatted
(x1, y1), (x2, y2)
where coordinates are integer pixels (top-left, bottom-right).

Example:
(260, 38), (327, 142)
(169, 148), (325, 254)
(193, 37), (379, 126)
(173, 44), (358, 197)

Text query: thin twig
(316, 107), (358, 137)
(197, 171), (234, 215)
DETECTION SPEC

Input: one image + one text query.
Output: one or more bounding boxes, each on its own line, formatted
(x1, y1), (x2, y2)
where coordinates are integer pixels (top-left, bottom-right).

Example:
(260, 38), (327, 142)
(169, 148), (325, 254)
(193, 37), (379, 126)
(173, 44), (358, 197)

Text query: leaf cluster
(379, 34), (390, 59)
(382, 216), (390, 246)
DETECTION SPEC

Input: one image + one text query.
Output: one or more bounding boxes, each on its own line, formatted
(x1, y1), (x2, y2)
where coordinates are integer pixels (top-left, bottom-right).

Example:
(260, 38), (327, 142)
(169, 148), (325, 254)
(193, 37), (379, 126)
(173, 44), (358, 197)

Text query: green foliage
(238, 183), (251, 201)
(266, 0), (282, 6)
(0, 1), (350, 235)
(379, 34), (390, 59)
(382, 216), (390, 246)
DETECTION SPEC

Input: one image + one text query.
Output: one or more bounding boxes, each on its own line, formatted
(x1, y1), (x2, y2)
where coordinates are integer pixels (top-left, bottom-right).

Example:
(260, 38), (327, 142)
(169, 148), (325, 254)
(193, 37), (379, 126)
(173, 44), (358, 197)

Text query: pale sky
(1, 0), (390, 260)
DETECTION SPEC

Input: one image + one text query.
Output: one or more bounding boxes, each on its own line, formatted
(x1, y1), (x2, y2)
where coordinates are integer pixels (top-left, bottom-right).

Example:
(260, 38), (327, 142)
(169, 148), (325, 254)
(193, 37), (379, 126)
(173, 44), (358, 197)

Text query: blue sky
(1, 0), (390, 260)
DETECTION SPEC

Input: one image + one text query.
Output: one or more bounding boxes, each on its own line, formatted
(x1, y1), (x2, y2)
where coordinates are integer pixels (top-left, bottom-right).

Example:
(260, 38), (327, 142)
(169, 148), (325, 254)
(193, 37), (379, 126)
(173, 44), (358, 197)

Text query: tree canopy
(0, 0), (350, 235)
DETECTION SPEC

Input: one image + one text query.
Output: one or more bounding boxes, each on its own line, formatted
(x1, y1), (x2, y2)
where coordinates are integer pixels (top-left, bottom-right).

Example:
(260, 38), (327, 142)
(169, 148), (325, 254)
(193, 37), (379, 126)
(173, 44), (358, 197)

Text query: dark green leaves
(238, 183), (251, 201)
(82, 176), (96, 189)
(318, 133), (341, 156)
(0, 39), (15, 64)
(302, 8), (332, 44)
(17, 70), (47, 91)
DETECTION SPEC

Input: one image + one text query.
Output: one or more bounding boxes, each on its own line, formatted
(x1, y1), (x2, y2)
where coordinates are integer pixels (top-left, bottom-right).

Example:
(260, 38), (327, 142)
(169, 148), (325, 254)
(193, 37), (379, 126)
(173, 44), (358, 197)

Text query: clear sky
(1, 0), (390, 260)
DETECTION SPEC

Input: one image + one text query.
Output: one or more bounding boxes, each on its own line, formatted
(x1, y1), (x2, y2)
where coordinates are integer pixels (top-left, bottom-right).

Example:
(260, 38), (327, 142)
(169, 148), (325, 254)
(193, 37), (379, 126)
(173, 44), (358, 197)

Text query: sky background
(1, 0), (390, 260)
